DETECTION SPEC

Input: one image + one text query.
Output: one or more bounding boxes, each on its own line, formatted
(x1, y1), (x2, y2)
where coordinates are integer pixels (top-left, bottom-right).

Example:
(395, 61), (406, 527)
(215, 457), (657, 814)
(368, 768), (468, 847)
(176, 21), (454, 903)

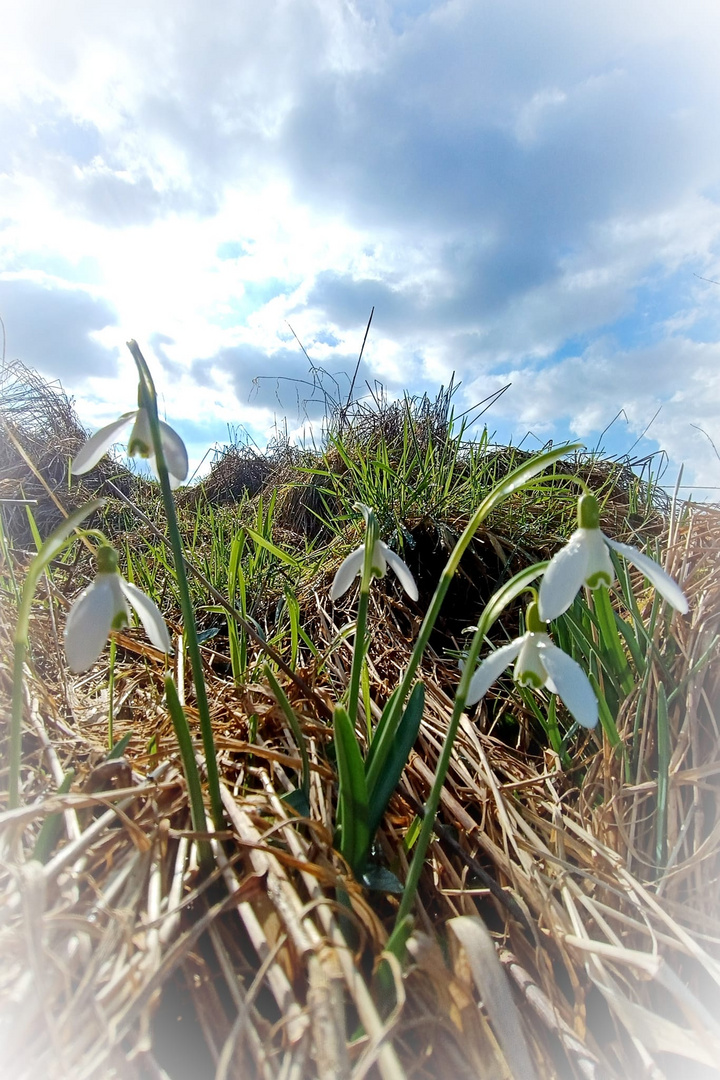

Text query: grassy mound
(1, 362), (719, 1079)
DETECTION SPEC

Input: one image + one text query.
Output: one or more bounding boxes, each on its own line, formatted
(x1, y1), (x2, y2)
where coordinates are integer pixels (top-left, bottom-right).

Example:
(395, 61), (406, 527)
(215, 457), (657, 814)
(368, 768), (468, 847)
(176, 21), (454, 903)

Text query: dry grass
(1, 367), (719, 1080)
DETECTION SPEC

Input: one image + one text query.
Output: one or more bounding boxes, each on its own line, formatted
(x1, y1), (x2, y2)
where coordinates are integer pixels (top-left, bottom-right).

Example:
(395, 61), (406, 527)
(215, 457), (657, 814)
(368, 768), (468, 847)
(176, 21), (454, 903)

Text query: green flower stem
(127, 340), (224, 833)
(366, 442), (582, 799)
(164, 676), (213, 870)
(9, 641), (28, 809)
(389, 561), (546, 947)
(9, 499), (104, 808)
(108, 638), (116, 751)
(347, 508), (379, 732)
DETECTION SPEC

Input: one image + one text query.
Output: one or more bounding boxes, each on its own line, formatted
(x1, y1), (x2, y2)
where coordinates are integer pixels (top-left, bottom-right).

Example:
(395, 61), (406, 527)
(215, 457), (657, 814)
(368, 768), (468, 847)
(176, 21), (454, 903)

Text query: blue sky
(2, 0), (720, 494)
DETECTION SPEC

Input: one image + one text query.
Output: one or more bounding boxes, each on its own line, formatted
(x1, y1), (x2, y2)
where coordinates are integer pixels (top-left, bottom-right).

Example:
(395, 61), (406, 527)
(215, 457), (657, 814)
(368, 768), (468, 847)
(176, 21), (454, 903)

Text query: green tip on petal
(128, 435), (151, 458)
(96, 545), (120, 574)
(516, 669), (544, 689)
(585, 569), (613, 589)
(578, 494), (600, 530)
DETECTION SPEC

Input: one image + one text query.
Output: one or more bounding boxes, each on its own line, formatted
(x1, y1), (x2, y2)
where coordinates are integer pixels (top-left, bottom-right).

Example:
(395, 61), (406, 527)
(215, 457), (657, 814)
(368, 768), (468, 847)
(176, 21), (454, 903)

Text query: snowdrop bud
(577, 493), (600, 529)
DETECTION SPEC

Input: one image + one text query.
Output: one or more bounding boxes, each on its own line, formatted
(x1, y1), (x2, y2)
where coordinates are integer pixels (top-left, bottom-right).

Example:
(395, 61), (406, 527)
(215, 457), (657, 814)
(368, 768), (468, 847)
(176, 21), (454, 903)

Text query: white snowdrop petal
(514, 635), (549, 688)
(604, 535), (689, 614)
(64, 576), (120, 672)
(158, 420), (189, 486)
(538, 530), (591, 621)
(372, 540), (388, 578)
(537, 641), (599, 728)
(382, 543), (419, 601)
(128, 408), (152, 454)
(330, 546), (365, 601)
(120, 580), (172, 653)
(582, 528), (615, 589)
(71, 414), (135, 476)
(465, 638), (525, 706)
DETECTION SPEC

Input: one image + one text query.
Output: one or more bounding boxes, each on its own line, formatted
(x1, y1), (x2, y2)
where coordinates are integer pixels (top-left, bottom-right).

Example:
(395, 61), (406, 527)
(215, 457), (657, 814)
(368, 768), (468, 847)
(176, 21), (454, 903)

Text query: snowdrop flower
(464, 602), (598, 727)
(330, 507), (418, 602)
(72, 407), (189, 489)
(539, 494), (689, 622)
(64, 545), (172, 673)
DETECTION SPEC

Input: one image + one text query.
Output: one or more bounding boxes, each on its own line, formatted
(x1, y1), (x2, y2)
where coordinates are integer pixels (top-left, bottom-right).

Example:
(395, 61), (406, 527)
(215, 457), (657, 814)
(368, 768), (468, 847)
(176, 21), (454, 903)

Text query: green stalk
(388, 562), (546, 950)
(127, 340), (224, 833)
(9, 643), (27, 810)
(366, 442), (582, 798)
(9, 500), (104, 808)
(347, 507), (379, 731)
(107, 638), (116, 751)
(655, 681), (670, 871)
(164, 676), (213, 869)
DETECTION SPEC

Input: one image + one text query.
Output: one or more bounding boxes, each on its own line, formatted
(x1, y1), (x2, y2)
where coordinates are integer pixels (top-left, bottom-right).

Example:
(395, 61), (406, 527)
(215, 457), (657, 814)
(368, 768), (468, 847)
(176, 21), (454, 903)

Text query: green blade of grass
(592, 585), (636, 695)
(244, 526), (299, 567)
(655, 681), (670, 870)
(32, 769), (75, 864)
(264, 664), (310, 801)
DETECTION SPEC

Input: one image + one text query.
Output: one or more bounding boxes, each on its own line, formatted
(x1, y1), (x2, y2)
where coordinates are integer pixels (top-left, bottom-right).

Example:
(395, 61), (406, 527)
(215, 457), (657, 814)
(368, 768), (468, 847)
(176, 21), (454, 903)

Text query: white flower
(330, 508), (418, 602)
(72, 407), (189, 489)
(64, 546), (172, 673)
(464, 603), (598, 728)
(539, 494), (689, 622)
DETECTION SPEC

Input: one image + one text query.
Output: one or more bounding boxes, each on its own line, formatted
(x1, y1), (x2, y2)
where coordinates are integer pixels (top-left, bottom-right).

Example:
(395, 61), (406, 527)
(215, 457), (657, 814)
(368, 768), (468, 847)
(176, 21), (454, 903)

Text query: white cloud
(1, 0), (720, 488)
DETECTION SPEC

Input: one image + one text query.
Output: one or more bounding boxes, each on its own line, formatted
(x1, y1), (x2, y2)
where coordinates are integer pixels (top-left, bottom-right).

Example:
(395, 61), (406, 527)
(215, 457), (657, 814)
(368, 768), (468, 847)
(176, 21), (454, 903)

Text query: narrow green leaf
(655, 681), (670, 870)
(475, 442), (584, 522)
(25, 500), (105, 597)
(245, 526), (299, 566)
(284, 586), (300, 668)
(612, 607), (646, 675)
(593, 586), (635, 694)
(588, 671), (623, 754)
(366, 682), (424, 843)
(333, 704), (369, 876)
(106, 732), (133, 760)
(164, 676), (212, 868)
(402, 814), (422, 853)
(365, 685), (401, 777)
(32, 769), (75, 863)
(24, 504), (43, 553)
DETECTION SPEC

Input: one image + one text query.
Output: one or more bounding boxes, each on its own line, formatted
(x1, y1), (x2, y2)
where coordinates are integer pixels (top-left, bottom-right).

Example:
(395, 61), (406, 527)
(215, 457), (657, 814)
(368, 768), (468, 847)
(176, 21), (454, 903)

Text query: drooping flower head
(330, 505), (418, 602)
(539, 494), (689, 623)
(72, 403), (189, 489)
(64, 545), (172, 673)
(464, 601), (598, 728)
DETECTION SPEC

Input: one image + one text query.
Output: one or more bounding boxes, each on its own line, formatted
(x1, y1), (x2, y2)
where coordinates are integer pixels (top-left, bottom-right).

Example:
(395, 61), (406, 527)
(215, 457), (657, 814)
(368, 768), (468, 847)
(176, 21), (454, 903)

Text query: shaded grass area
(1, 361), (720, 1079)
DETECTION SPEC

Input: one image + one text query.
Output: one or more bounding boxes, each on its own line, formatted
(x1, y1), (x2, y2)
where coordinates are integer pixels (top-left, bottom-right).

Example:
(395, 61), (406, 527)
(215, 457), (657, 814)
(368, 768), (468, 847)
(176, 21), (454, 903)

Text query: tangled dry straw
(1, 367), (719, 1079)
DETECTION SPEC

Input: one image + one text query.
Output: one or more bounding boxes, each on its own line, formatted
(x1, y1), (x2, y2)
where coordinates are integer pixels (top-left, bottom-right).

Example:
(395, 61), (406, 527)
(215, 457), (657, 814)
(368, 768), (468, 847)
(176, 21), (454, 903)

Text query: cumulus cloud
(200, 341), (365, 419)
(0, 278), (118, 380)
(482, 335), (720, 487)
(1, 0), (720, 485)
